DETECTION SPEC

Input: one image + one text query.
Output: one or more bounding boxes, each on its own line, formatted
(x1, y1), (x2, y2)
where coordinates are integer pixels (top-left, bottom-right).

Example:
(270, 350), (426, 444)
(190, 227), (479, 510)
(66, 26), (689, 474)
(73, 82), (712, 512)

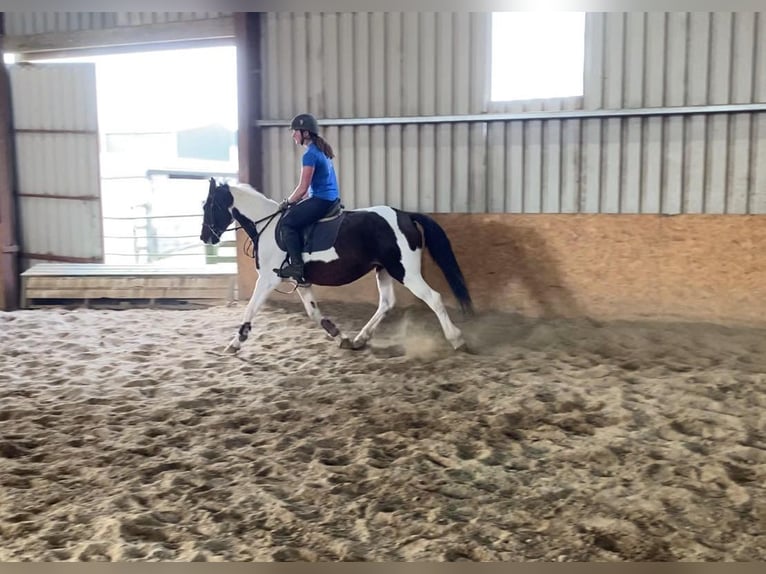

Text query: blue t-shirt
(302, 143), (340, 201)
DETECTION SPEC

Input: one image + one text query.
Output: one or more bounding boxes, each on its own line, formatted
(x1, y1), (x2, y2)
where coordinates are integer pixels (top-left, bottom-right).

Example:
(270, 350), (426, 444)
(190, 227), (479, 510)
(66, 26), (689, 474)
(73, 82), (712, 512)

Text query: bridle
(205, 189), (284, 268)
(203, 196), (231, 241)
(203, 221), (225, 242)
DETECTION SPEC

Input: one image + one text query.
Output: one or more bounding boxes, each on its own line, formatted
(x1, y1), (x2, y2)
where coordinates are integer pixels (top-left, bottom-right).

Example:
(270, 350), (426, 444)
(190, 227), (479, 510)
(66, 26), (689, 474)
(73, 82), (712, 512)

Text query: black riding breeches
(280, 196), (337, 261)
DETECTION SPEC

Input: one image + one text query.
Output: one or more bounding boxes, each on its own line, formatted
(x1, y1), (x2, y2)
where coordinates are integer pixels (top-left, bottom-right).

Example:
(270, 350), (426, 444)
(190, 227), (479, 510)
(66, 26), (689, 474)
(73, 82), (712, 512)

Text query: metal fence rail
(101, 170), (237, 265)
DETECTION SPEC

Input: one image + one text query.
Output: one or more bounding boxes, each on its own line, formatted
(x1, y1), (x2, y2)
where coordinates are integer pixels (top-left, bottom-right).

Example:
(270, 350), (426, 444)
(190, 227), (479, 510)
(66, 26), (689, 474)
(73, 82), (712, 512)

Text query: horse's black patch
(395, 208), (424, 251)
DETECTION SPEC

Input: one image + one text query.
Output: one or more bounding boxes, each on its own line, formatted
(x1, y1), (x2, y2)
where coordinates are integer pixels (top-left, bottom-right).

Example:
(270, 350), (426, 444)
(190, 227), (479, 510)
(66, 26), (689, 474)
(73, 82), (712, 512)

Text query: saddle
(276, 199), (346, 254)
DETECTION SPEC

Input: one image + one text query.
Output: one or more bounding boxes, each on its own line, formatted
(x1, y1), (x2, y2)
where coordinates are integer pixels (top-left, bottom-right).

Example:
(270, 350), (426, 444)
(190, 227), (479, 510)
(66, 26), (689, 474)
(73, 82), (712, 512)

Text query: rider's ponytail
(309, 134), (335, 159)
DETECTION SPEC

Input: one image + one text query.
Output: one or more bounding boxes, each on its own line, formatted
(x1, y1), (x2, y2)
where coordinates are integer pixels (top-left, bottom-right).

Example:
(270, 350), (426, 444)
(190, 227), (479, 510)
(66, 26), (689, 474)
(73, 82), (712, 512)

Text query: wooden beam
(25, 287), (233, 299)
(235, 12), (264, 301)
(20, 263), (237, 307)
(18, 193), (100, 201)
(20, 263), (236, 276)
(0, 14), (20, 311)
(235, 12), (263, 190)
(24, 276), (235, 289)
(20, 252), (103, 264)
(5, 17), (235, 58)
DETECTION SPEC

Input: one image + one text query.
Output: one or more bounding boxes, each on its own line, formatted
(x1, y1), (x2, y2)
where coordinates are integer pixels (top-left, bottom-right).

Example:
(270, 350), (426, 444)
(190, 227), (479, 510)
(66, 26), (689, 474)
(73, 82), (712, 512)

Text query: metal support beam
(256, 102), (766, 128)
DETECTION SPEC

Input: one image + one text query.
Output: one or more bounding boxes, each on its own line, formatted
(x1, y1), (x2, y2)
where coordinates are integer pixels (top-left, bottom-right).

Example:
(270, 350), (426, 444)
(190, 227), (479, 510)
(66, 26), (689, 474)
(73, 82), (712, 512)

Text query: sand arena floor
(1, 300), (765, 561)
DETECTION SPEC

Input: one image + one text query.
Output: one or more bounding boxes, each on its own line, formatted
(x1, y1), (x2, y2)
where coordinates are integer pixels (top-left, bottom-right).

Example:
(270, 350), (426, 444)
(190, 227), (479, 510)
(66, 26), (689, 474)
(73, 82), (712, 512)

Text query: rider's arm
(288, 165), (314, 203)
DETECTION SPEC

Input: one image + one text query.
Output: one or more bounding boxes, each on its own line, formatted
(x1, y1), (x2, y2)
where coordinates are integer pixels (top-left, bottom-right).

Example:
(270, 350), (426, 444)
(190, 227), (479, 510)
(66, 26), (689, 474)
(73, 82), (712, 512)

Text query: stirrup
(274, 272), (311, 288)
(274, 263), (306, 284)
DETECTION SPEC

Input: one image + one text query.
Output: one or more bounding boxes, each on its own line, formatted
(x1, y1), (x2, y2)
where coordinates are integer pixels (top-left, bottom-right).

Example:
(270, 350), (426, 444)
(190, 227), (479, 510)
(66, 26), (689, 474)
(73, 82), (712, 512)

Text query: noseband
(204, 193), (235, 241)
(204, 221), (226, 241)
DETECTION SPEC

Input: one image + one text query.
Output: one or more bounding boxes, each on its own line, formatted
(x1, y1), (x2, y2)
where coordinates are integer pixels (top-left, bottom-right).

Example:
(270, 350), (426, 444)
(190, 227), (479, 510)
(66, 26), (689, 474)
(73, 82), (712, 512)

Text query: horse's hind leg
(296, 285), (352, 345)
(402, 272), (466, 351)
(351, 268), (396, 349)
(226, 273), (280, 353)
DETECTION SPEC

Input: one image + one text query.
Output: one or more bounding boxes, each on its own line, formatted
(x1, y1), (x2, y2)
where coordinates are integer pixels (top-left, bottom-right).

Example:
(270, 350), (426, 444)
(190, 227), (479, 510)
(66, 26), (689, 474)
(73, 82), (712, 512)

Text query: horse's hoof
(339, 337), (353, 350)
(455, 343), (476, 355)
(340, 337), (366, 351)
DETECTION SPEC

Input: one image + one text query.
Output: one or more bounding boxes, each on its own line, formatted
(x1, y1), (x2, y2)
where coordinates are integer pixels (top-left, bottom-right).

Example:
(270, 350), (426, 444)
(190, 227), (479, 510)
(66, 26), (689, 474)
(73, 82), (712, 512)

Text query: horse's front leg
(295, 285), (354, 346)
(225, 273), (280, 353)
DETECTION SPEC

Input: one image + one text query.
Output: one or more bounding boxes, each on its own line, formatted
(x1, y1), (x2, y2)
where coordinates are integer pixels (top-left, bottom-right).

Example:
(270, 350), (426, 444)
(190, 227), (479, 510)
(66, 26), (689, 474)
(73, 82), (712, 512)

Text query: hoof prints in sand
(1, 304), (766, 560)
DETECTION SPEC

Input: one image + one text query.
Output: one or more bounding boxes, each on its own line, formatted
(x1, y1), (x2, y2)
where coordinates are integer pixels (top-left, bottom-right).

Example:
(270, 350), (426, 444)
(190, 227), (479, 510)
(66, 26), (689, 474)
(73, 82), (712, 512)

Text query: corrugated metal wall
(10, 64), (103, 267)
(260, 11), (766, 215)
(3, 11), (764, 215)
(580, 12), (766, 214)
(3, 12), (232, 36)
(262, 13), (491, 213)
(261, 13), (483, 213)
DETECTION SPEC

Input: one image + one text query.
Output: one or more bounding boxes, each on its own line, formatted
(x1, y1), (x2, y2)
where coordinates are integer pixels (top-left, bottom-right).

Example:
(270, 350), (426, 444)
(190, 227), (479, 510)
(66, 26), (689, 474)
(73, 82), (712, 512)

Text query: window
(490, 12), (585, 102)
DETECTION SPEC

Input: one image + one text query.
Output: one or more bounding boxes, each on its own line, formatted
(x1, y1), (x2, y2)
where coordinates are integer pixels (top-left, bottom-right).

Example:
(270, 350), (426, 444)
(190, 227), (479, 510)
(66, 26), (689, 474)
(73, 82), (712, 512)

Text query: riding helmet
(290, 113), (320, 134)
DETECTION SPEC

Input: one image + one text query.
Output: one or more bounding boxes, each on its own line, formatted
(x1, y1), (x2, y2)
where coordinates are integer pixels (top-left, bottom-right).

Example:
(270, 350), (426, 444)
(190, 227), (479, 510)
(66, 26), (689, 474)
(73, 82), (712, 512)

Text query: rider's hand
(279, 199), (290, 212)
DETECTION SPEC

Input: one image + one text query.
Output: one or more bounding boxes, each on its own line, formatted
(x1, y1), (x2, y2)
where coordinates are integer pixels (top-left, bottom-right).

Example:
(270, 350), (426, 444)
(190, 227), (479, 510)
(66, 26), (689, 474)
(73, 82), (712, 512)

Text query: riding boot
(278, 253), (305, 282)
(276, 226), (306, 281)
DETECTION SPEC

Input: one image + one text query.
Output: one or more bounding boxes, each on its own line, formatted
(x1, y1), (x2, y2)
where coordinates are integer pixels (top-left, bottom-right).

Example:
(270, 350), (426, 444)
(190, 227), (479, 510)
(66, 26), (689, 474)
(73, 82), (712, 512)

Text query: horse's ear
(208, 177), (216, 195)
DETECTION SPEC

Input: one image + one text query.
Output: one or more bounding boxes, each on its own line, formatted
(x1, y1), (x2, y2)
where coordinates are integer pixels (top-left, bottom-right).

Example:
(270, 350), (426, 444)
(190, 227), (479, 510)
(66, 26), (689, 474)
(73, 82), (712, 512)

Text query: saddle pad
(275, 211), (346, 253)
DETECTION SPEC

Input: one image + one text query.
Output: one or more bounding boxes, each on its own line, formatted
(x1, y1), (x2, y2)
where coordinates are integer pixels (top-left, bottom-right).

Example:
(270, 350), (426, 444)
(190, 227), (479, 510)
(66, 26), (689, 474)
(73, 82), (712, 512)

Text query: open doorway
(34, 45), (239, 268)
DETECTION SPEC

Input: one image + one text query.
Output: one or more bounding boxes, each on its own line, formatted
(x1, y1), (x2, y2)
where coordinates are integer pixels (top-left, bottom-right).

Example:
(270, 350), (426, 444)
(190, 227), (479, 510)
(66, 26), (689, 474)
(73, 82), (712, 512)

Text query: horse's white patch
(359, 206), (422, 264)
(303, 247), (340, 263)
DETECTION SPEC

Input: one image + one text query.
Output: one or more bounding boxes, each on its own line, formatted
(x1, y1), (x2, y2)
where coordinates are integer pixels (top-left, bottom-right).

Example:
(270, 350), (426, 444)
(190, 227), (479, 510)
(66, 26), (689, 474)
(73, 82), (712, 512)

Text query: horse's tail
(409, 212), (474, 316)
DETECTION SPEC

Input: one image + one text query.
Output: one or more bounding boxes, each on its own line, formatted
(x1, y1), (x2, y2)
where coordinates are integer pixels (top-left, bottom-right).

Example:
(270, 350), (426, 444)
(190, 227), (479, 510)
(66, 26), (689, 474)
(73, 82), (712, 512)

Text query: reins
(207, 190), (297, 293)
(232, 208), (283, 269)
(232, 209), (302, 294)
(213, 192), (287, 267)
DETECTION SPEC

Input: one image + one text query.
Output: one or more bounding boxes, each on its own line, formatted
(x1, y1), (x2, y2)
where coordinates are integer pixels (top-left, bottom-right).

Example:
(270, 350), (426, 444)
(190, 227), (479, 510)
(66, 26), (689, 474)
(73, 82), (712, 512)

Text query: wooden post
(234, 12), (264, 301)
(0, 14), (20, 310)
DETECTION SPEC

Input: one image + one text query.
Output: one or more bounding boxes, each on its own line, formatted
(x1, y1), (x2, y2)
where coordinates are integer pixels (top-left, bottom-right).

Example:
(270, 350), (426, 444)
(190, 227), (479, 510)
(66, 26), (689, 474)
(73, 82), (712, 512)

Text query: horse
(199, 178), (474, 354)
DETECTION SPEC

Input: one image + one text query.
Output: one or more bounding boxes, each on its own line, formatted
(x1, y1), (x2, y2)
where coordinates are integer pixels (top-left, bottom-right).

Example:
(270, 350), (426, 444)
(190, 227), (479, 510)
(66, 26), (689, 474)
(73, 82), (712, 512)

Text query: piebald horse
(200, 178), (473, 353)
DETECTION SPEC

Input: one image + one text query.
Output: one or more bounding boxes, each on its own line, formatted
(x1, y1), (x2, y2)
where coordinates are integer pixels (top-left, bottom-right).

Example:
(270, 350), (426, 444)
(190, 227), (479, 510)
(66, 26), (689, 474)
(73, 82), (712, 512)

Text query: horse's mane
(227, 182), (279, 205)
